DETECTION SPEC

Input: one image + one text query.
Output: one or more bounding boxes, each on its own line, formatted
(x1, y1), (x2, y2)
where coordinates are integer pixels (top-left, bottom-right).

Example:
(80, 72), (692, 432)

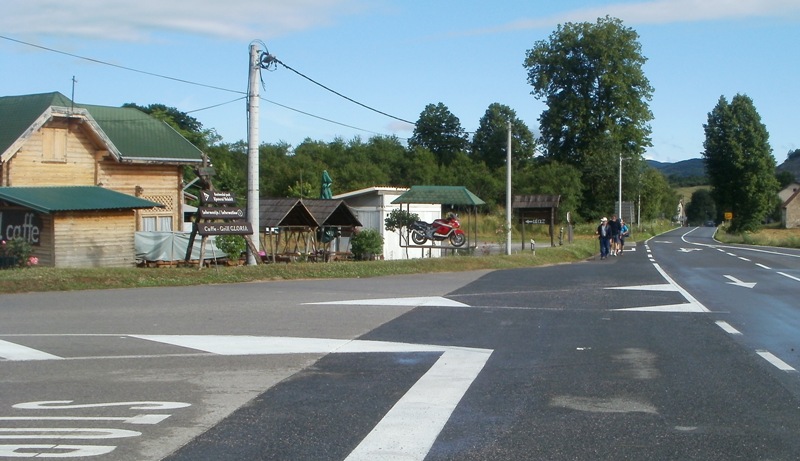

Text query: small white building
(334, 187), (442, 260)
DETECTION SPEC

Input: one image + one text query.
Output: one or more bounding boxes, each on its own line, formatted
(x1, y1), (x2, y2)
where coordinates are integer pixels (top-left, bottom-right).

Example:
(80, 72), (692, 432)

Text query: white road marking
(14, 401), (190, 411)
(738, 257), (751, 262)
(612, 263), (710, 313)
(132, 335), (492, 461)
(345, 347), (491, 461)
(756, 350), (796, 371)
(305, 296), (469, 307)
(715, 321), (742, 335)
(756, 263), (771, 270)
(0, 428), (141, 439)
(607, 284), (677, 292)
(0, 339), (62, 361)
(0, 444), (116, 457)
(723, 275), (756, 289)
(778, 272), (800, 282)
(0, 414), (171, 425)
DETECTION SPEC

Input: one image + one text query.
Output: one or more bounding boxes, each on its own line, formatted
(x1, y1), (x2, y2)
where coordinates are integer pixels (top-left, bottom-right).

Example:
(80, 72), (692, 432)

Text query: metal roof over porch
(390, 186), (485, 206)
(0, 186), (164, 213)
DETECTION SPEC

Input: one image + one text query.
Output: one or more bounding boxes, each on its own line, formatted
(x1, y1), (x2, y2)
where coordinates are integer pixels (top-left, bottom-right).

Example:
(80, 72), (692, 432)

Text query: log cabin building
(0, 92), (203, 267)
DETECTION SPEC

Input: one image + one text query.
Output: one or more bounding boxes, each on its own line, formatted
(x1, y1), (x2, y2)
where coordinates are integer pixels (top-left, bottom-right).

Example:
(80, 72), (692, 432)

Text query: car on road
(704, 220), (716, 227)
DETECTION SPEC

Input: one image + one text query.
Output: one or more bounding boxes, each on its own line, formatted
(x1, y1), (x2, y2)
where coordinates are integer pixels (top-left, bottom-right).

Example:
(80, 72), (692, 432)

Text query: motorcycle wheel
(449, 233), (466, 247)
(411, 230), (428, 245)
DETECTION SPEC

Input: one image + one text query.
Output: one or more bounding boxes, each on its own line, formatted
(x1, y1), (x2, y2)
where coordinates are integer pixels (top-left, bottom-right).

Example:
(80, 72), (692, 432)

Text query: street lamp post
(618, 154), (623, 220)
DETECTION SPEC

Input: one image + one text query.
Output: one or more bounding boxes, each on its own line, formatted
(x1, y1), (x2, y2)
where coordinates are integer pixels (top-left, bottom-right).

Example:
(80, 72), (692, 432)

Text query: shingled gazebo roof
(302, 198), (362, 227)
(258, 198), (318, 228)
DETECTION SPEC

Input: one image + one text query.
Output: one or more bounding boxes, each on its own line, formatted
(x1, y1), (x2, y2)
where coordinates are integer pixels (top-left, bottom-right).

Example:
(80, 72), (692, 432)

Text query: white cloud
(1, 0), (374, 42)
(468, 0), (800, 35)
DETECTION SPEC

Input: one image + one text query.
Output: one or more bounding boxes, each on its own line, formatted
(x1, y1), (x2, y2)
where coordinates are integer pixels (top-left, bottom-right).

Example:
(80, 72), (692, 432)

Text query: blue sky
(1, 0), (798, 164)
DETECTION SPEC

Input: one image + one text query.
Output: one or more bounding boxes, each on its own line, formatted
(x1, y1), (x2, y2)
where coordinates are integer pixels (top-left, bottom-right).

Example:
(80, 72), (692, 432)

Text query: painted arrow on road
(724, 275), (756, 289)
(678, 248), (702, 253)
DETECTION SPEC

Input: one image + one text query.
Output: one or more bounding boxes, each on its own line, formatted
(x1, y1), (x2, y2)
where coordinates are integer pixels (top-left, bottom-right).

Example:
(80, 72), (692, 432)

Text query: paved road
(2, 229), (800, 459)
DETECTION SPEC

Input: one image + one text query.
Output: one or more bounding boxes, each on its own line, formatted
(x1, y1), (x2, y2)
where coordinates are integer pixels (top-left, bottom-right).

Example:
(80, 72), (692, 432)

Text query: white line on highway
(345, 347), (491, 461)
(715, 321), (741, 335)
(778, 272), (800, 282)
(305, 296), (469, 307)
(614, 263), (710, 313)
(738, 257), (751, 262)
(0, 339), (62, 361)
(132, 335), (492, 461)
(756, 350), (796, 371)
(756, 263), (771, 270)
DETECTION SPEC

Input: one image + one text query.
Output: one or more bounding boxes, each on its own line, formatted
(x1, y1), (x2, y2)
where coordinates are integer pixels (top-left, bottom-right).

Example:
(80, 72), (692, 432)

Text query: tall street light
(618, 154), (623, 219)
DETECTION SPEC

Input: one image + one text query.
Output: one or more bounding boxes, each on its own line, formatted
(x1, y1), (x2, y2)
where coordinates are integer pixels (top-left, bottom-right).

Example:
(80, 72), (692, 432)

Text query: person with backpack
(618, 219), (630, 255)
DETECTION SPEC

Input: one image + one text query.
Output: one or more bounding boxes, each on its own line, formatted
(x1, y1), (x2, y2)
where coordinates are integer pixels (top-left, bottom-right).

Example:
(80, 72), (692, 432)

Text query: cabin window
(42, 128), (68, 162)
(142, 215), (173, 231)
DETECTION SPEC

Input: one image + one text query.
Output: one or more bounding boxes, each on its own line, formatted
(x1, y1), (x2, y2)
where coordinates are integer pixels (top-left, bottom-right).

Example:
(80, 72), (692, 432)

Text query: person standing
(596, 217), (611, 260)
(609, 214), (621, 256)
(619, 219), (629, 255)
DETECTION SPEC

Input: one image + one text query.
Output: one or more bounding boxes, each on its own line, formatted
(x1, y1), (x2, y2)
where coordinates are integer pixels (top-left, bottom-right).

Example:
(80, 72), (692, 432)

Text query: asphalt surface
(2, 229), (800, 459)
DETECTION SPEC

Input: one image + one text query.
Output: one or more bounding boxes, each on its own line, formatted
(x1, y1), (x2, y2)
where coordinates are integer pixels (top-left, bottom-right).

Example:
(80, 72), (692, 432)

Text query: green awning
(0, 186), (163, 214)
(390, 186), (485, 206)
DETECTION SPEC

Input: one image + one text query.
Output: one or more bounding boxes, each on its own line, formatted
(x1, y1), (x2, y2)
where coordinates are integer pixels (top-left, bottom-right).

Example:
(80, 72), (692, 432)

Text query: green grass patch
(0, 219), (678, 295)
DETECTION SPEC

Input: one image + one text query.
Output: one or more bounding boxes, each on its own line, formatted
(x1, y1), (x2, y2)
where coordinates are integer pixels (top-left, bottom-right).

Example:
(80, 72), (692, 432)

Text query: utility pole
(506, 121), (512, 255)
(246, 44), (261, 265)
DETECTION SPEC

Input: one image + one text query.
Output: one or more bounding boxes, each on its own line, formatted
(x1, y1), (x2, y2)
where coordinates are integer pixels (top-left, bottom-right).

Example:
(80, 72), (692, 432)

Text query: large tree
(408, 102), (469, 166)
(471, 103), (536, 170)
(523, 16), (654, 218)
(703, 94), (779, 232)
(685, 188), (716, 225)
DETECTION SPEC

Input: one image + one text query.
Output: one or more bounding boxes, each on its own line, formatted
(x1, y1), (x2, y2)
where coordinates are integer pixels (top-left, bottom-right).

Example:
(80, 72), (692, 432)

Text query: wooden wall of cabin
(30, 213), (55, 267)
(97, 161), (183, 232)
(53, 210), (137, 267)
(3, 118), (185, 232)
(4, 120), (96, 186)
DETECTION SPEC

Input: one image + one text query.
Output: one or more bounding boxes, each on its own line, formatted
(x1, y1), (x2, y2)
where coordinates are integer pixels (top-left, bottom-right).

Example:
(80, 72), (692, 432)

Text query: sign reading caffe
(0, 211), (42, 245)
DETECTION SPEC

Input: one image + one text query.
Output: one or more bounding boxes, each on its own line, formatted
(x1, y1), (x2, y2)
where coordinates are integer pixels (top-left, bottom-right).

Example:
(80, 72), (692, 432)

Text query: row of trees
(133, 16), (789, 231)
(131, 16), (677, 225)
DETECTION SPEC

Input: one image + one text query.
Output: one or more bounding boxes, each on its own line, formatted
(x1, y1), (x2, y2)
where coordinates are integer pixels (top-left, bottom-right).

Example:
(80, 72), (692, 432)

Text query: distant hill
(647, 158), (706, 185)
(647, 155), (799, 183)
(777, 153), (800, 182)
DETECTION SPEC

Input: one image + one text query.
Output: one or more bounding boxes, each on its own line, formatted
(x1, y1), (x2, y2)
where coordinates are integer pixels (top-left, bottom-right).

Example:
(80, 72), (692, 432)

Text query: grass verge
(1, 220), (678, 294)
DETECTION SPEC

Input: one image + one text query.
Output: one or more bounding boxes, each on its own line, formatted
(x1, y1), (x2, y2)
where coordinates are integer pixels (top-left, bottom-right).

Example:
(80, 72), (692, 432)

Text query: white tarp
(135, 232), (224, 261)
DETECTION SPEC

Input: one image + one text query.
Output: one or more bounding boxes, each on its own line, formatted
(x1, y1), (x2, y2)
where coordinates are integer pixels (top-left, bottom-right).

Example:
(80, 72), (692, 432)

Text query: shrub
(0, 238), (37, 269)
(351, 228), (384, 261)
(215, 234), (246, 259)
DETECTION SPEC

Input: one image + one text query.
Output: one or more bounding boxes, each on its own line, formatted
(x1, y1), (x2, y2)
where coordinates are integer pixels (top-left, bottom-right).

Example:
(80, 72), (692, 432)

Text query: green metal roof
(0, 186), (163, 214)
(391, 186), (486, 206)
(0, 92), (203, 163)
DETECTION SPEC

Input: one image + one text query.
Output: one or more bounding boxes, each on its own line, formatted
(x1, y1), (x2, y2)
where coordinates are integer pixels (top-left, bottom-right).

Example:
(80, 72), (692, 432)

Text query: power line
(3, 35), (472, 141)
(186, 96), (247, 114)
(261, 96), (390, 138)
(2, 34), (400, 137)
(0, 34), (244, 95)
(271, 56), (417, 127)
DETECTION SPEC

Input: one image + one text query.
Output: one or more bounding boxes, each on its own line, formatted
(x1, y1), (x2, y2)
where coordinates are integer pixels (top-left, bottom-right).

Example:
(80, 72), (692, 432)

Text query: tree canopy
(408, 103), (469, 166)
(471, 103), (536, 170)
(523, 16), (654, 218)
(703, 94), (779, 232)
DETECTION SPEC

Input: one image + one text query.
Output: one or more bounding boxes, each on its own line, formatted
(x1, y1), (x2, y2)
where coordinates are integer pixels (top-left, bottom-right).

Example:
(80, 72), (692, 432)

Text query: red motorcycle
(409, 213), (466, 247)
